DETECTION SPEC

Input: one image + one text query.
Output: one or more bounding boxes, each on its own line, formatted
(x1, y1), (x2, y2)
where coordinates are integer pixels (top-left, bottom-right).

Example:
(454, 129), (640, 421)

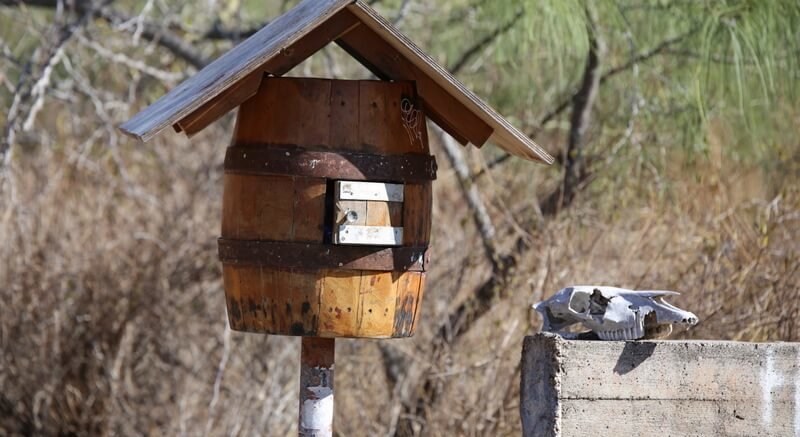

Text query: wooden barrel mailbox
(219, 77), (435, 339)
(119, 1), (553, 434)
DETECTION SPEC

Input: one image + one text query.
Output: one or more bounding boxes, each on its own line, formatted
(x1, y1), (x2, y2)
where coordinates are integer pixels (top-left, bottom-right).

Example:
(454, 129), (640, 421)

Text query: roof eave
(119, 0), (554, 165)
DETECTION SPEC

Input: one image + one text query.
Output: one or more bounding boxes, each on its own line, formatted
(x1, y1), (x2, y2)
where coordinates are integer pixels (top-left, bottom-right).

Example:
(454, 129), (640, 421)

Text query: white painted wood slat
(337, 181), (404, 202)
(335, 225), (403, 246)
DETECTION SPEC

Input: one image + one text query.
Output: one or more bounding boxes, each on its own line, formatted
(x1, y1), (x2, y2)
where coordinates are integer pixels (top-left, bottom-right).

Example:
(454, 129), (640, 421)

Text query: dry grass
(0, 114), (797, 436)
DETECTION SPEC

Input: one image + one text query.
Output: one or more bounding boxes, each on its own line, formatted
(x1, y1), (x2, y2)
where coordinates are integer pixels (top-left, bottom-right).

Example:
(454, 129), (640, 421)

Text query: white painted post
(299, 337), (335, 437)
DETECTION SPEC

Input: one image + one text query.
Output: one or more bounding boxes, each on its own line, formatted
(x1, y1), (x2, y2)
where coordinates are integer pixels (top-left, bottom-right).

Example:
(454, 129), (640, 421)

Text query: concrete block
(520, 333), (800, 437)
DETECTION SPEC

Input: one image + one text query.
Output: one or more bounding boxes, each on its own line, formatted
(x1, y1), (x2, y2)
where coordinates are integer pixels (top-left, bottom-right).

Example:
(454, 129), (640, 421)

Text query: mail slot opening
(333, 181), (404, 246)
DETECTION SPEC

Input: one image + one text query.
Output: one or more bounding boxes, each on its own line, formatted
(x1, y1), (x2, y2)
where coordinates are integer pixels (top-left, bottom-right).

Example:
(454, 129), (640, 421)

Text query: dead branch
(2, 0), (106, 157)
(448, 8), (524, 74)
(0, 0), (211, 68)
(95, 7), (209, 69)
(540, 4), (605, 215)
(392, 0), (412, 25)
(202, 20), (267, 41)
(477, 27), (699, 176)
(435, 127), (501, 270)
(394, 8), (531, 435)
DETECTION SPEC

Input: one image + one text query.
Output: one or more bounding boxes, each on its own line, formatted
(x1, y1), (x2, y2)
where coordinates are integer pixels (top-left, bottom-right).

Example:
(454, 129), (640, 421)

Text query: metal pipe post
(299, 337), (335, 436)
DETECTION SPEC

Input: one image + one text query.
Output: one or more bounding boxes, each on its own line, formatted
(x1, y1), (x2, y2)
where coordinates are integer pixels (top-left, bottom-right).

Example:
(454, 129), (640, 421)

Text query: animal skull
(533, 286), (699, 340)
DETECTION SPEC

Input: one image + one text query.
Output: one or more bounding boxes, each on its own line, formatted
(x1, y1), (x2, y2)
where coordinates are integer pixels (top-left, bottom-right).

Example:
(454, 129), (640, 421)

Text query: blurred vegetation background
(1, 0), (798, 435)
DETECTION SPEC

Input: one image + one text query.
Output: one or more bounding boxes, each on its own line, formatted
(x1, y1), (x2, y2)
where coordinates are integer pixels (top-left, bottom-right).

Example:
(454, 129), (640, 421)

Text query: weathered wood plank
(392, 272), (422, 337)
(402, 182), (432, 245)
(235, 77), (333, 146)
(355, 271), (397, 338)
(266, 11), (360, 76)
(269, 269), (320, 335)
(357, 80), (423, 154)
(329, 80), (361, 147)
(409, 273), (425, 334)
(223, 265), (245, 330)
(224, 267), (322, 335)
(176, 70), (263, 137)
(293, 177), (327, 242)
(337, 181), (404, 202)
(119, 0), (352, 141)
(335, 225), (403, 246)
(221, 174), (295, 240)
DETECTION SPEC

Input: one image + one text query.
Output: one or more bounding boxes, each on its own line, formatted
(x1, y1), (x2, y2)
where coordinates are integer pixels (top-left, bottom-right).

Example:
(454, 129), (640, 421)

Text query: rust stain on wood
(224, 145), (438, 182)
(218, 240), (428, 272)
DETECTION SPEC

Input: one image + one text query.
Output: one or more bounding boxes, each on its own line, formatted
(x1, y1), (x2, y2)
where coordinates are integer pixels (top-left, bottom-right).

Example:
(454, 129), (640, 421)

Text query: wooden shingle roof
(120, 0), (553, 164)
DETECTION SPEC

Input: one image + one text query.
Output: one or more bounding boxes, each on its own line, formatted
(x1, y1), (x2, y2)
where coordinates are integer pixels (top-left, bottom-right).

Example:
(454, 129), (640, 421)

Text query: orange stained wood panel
(365, 201), (403, 227)
(355, 271), (398, 337)
(224, 267), (427, 338)
(223, 265), (261, 331)
(223, 265), (244, 331)
(318, 270), (362, 337)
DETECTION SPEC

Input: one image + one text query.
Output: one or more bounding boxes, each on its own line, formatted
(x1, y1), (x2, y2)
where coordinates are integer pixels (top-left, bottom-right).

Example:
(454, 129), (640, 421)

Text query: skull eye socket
(567, 292), (592, 314)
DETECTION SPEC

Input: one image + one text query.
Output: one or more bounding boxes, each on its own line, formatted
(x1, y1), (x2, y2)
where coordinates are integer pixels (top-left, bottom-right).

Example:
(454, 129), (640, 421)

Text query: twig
(202, 21), (266, 41)
(2, 0), (107, 156)
(448, 9), (524, 75)
(540, 3), (605, 215)
(205, 324), (232, 435)
(21, 44), (64, 131)
(1, 0), (211, 68)
(479, 27), (700, 176)
(434, 127), (501, 270)
(392, 0), (412, 25)
(96, 7), (210, 68)
(77, 34), (185, 83)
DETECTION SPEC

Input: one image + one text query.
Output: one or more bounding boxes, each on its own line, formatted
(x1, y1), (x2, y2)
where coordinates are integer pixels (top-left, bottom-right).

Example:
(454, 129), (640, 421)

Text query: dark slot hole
(323, 179), (336, 244)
